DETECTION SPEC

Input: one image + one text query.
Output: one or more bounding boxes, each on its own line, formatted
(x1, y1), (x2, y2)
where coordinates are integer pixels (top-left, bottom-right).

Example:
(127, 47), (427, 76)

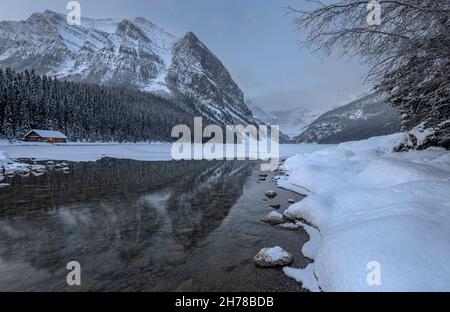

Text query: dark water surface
(0, 159), (309, 291)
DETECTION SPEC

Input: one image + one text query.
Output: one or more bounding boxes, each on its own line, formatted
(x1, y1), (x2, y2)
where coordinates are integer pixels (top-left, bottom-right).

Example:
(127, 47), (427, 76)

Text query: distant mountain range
(295, 93), (402, 144)
(0, 10), (255, 126)
(246, 100), (320, 138)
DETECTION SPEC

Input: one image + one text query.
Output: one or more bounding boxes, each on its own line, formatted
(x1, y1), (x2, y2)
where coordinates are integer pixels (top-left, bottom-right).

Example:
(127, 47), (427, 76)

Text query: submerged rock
(261, 211), (285, 225)
(253, 246), (293, 268)
(269, 204), (281, 210)
(264, 190), (277, 199)
(167, 252), (187, 265)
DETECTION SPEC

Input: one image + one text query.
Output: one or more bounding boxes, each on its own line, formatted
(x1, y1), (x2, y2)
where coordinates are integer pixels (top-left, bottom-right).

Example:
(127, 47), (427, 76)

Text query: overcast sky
(0, 0), (372, 113)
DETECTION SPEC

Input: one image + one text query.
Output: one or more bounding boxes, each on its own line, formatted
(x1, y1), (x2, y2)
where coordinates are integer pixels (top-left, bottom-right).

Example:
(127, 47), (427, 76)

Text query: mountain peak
(0, 12), (255, 125)
(43, 9), (59, 16)
(134, 16), (156, 26)
(183, 32), (199, 41)
(179, 32), (206, 48)
(29, 10), (63, 20)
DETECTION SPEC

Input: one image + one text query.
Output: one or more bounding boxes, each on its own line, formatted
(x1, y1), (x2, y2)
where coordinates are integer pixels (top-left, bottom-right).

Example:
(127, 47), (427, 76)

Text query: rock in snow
(276, 222), (303, 231)
(261, 211), (285, 225)
(253, 247), (294, 268)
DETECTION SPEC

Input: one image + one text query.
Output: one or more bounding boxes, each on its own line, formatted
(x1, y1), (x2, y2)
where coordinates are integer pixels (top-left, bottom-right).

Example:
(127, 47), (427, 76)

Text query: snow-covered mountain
(269, 109), (320, 138)
(295, 93), (401, 144)
(246, 100), (320, 138)
(246, 100), (279, 125)
(0, 10), (254, 125)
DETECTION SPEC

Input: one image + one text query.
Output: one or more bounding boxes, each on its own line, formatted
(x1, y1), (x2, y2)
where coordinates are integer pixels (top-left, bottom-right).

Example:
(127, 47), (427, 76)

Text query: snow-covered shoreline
(0, 151), (46, 185)
(278, 133), (450, 291)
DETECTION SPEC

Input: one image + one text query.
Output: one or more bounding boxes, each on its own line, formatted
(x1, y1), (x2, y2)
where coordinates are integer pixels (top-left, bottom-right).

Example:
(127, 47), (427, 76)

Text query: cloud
(227, 64), (266, 93)
(248, 85), (370, 114)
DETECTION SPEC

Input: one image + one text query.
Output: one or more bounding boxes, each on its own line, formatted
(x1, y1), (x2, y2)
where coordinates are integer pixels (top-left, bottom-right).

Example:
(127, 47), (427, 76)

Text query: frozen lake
(0, 143), (332, 162)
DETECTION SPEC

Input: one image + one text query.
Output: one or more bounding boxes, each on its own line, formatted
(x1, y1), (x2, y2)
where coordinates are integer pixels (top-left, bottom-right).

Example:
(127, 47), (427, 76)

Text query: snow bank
(0, 151), (45, 183)
(0, 151), (9, 163)
(299, 222), (321, 260)
(280, 133), (450, 291)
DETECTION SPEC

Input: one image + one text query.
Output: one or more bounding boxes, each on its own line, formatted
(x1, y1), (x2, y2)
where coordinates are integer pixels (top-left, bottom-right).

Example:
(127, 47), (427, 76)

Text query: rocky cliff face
(0, 10), (254, 125)
(168, 32), (253, 125)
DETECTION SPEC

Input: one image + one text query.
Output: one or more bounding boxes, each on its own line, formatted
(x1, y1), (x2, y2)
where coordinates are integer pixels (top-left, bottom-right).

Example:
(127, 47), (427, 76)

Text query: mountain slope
(295, 93), (401, 144)
(246, 100), (320, 139)
(246, 100), (279, 126)
(269, 109), (320, 138)
(0, 10), (254, 125)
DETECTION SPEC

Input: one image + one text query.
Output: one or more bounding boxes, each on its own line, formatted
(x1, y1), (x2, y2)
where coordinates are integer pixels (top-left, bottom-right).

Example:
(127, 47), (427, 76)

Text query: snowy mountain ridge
(0, 10), (254, 125)
(295, 93), (402, 144)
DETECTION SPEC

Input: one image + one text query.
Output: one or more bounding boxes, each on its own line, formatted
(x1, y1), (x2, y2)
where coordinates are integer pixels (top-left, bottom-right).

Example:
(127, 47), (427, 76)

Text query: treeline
(0, 68), (199, 142)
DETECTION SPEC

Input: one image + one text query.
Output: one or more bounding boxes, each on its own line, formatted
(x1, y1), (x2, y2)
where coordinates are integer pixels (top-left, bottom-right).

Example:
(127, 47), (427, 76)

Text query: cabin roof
(24, 129), (68, 139)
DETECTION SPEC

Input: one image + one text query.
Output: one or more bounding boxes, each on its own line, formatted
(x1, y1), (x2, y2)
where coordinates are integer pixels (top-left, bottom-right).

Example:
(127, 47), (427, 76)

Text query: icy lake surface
(0, 159), (310, 291)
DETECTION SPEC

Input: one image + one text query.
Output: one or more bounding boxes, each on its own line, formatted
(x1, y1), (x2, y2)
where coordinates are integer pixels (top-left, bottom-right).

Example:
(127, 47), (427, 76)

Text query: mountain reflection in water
(0, 159), (253, 291)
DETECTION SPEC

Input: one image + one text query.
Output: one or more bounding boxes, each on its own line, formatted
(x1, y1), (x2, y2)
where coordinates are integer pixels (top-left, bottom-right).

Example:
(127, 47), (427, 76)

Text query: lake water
(0, 159), (309, 291)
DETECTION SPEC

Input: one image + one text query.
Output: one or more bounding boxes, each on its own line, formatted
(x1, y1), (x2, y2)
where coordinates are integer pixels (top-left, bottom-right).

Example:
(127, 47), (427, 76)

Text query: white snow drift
(0, 151), (45, 184)
(279, 133), (450, 292)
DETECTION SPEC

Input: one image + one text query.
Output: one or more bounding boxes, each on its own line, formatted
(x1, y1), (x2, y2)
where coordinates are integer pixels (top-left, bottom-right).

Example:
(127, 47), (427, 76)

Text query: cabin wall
(47, 138), (66, 143)
(23, 136), (67, 143)
(23, 136), (41, 142)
